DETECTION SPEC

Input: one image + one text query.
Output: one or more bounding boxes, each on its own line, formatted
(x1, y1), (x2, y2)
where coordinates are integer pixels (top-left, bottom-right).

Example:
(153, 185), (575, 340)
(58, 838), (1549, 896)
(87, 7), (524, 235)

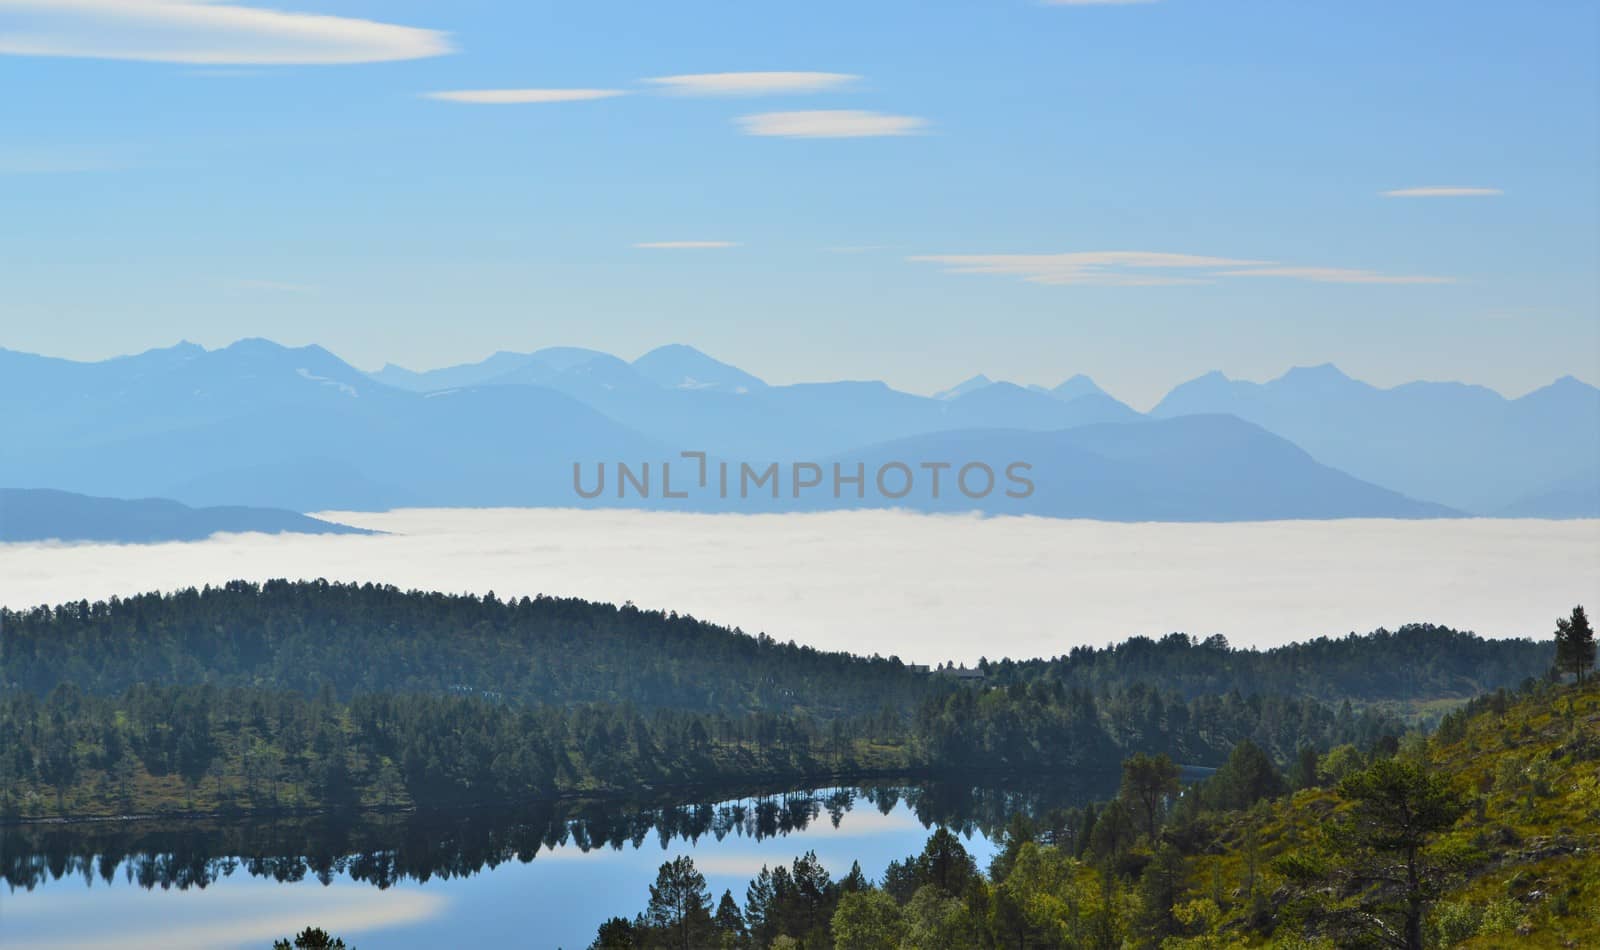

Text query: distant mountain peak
(933, 374), (993, 400)
(640, 343), (706, 359)
(632, 344), (767, 393)
(1277, 362), (1355, 384)
(223, 336), (284, 352)
(1050, 374), (1108, 401)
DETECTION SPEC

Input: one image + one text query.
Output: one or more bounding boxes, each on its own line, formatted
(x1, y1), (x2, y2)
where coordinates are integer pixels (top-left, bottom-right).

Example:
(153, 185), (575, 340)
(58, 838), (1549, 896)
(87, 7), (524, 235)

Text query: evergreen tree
(588, 917), (636, 950)
(1283, 758), (1466, 950)
(644, 856), (712, 950)
(712, 889), (747, 947)
(1289, 743), (1320, 790)
(1555, 605), (1596, 683)
(1119, 752), (1181, 839)
(272, 928), (350, 950)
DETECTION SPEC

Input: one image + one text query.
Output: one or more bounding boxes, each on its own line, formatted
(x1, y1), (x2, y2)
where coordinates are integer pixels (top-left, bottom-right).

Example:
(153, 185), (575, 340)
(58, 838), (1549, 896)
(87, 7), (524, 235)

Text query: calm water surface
(2, 779), (1111, 950)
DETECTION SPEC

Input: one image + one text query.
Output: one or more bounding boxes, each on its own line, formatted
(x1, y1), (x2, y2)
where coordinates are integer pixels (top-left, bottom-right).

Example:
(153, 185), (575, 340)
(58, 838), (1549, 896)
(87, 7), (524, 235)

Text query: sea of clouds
(3, 509), (1596, 662)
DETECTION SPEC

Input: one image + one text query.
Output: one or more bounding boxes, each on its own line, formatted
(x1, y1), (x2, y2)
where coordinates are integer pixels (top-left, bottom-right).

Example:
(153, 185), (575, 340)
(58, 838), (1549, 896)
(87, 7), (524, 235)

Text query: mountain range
(1153, 364), (1600, 514)
(0, 338), (1593, 522)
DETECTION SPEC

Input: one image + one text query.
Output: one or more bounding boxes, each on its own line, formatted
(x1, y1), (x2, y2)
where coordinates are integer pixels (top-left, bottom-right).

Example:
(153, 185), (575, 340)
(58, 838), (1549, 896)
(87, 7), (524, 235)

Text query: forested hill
(1, 581), (1551, 718)
(0, 580), (930, 719)
(985, 624), (1550, 707)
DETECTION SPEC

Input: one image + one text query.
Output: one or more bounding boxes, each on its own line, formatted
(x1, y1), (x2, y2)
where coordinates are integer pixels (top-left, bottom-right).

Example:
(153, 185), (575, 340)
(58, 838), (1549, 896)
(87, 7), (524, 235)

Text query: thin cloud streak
(910, 251), (1452, 287)
(1217, 266), (1453, 285)
(738, 110), (927, 138)
(0, 0), (452, 65)
(643, 71), (859, 96)
(424, 89), (628, 104)
(909, 251), (1266, 287)
(1382, 186), (1504, 198)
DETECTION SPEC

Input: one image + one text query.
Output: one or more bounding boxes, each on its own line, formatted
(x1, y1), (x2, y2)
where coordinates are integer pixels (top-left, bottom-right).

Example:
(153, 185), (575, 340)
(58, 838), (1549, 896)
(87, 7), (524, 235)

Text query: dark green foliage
(1204, 740), (1287, 811)
(981, 626), (1550, 704)
(1135, 842), (1187, 945)
(0, 584), (1552, 822)
(644, 856), (713, 949)
(743, 850), (847, 947)
(909, 827), (981, 897)
(0, 581), (930, 720)
(713, 890), (747, 945)
(1281, 758), (1468, 950)
(3, 584), (1549, 727)
(272, 928), (350, 950)
(1289, 743), (1320, 790)
(1555, 604), (1595, 683)
(916, 678), (1406, 774)
(1119, 752), (1180, 839)
(588, 917), (637, 949)
(0, 684), (862, 816)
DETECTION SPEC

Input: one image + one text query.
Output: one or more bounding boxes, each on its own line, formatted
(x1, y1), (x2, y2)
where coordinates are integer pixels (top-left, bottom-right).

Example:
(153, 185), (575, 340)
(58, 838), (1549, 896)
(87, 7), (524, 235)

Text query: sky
(1, 0), (1596, 408)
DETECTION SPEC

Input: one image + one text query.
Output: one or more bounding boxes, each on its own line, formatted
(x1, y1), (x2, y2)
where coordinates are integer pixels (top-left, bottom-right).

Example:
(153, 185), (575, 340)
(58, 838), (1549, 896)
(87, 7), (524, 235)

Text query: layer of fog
(3, 509), (1596, 662)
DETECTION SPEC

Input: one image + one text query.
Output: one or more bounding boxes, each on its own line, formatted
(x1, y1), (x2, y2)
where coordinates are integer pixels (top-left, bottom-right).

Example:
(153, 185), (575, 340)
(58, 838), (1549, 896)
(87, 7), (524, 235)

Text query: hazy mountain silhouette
(1047, 374), (1111, 401)
(372, 347), (613, 392)
(805, 415), (1458, 520)
(0, 488), (371, 543)
(946, 382), (1140, 429)
(1494, 468), (1600, 519)
(1, 340), (1589, 518)
(1153, 364), (1600, 515)
(0, 341), (666, 511)
(933, 374), (993, 400)
(632, 344), (768, 393)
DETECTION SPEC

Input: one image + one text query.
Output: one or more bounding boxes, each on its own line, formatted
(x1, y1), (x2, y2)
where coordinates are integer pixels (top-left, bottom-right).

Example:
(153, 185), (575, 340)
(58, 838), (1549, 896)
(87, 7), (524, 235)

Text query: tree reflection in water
(3, 774), (1117, 893)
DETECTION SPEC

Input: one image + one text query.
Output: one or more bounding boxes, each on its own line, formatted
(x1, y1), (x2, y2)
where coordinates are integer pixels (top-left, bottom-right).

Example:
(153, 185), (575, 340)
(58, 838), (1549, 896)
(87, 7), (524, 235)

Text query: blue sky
(1, 0), (1595, 407)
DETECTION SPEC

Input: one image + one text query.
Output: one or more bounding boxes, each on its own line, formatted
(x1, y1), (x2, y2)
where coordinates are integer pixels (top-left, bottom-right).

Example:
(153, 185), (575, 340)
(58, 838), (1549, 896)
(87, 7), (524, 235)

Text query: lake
(1, 510), (1595, 661)
(0, 778), (1110, 949)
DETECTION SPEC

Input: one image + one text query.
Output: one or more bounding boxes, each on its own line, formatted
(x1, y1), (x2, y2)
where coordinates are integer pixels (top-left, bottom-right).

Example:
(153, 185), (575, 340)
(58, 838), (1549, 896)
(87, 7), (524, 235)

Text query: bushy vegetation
(588, 677), (1600, 949)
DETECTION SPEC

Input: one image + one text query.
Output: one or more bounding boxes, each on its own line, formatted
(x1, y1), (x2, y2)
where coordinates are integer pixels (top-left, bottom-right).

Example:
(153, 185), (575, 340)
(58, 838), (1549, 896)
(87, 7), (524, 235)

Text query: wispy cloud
(908, 251), (1265, 287)
(1381, 186), (1503, 198)
(1216, 266), (1452, 285)
(643, 71), (859, 96)
(424, 89), (627, 104)
(737, 110), (927, 139)
(0, 0), (452, 65)
(909, 251), (1452, 287)
(633, 241), (740, 249)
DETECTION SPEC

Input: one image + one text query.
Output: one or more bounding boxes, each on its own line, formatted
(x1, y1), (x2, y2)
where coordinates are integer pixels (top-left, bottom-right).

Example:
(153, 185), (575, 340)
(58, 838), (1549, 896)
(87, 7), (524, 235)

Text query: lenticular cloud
(0, 0), (453, 65)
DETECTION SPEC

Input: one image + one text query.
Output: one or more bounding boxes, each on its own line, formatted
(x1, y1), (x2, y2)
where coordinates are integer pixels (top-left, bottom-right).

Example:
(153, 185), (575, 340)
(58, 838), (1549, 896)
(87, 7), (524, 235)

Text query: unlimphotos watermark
(573, 451), (1034, 502)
